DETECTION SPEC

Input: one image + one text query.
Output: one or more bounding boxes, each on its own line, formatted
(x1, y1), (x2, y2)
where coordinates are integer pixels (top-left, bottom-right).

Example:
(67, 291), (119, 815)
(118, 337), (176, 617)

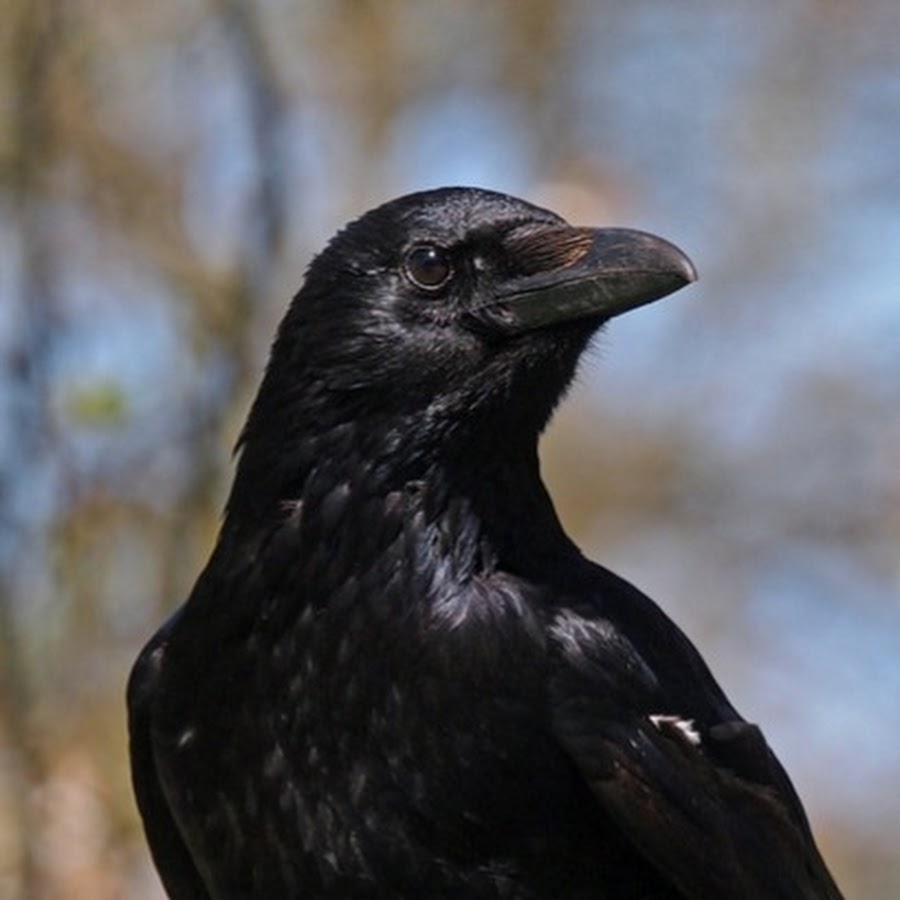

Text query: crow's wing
(128, 623), (212, 900)
(547, 593), (843, 900)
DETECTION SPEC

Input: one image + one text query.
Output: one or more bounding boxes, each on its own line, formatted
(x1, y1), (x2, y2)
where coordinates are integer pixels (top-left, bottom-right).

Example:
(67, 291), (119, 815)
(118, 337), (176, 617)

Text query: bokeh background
(2, 1), (899, 897)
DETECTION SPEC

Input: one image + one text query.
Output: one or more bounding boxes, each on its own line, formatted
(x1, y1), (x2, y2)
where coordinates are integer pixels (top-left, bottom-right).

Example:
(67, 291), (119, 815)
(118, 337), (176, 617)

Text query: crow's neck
(224, 409), (579, 589)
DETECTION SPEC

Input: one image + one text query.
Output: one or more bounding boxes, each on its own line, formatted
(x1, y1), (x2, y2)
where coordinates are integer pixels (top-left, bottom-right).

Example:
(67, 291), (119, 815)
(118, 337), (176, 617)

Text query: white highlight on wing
(649, 714), (701, 746)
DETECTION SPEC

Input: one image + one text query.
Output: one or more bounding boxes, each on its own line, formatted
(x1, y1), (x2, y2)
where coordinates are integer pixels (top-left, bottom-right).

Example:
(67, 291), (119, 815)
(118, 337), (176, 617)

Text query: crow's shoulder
(542, 567), (842, 900)
(127, 614), (212, 900)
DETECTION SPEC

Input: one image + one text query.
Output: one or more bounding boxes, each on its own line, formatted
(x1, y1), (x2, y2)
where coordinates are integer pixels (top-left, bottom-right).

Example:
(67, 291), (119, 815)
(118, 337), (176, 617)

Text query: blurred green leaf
(66, 381), (129, 428)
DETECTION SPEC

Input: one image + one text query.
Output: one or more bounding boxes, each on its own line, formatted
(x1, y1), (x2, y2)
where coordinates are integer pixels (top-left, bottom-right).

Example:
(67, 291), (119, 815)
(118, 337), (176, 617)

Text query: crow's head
(232, 188), (694, 513)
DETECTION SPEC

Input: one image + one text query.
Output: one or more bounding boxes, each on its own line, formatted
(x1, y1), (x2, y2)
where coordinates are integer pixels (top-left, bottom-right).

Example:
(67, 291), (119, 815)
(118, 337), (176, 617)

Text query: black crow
(128, 187), (844, 899)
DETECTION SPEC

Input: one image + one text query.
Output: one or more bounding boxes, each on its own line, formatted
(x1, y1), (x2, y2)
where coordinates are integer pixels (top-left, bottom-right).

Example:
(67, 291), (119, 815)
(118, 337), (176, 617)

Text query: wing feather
(128, 628), (212, 900)
(548, 595), (843, 900)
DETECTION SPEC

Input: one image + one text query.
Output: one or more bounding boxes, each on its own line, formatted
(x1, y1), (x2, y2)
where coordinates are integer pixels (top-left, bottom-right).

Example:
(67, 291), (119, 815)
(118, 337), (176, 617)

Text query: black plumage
(128, 187), (843, 899)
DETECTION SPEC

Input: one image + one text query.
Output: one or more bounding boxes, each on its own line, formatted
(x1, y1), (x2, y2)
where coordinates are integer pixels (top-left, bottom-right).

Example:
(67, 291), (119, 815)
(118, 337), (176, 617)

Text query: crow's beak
(469, 225), (696, 337)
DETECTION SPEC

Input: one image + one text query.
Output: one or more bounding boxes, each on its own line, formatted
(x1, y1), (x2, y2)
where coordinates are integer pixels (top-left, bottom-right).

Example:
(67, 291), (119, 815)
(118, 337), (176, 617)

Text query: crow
(128, 187), (844, 899)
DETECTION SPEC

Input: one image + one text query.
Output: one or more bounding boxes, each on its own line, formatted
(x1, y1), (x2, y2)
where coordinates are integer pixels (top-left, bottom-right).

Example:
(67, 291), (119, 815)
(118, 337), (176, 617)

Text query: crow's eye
(404, 245), (452, 290)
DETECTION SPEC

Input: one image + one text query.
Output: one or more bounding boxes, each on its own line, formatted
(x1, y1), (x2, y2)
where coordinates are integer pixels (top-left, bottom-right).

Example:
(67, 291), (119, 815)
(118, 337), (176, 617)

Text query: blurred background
(1, 1), (899, 897)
